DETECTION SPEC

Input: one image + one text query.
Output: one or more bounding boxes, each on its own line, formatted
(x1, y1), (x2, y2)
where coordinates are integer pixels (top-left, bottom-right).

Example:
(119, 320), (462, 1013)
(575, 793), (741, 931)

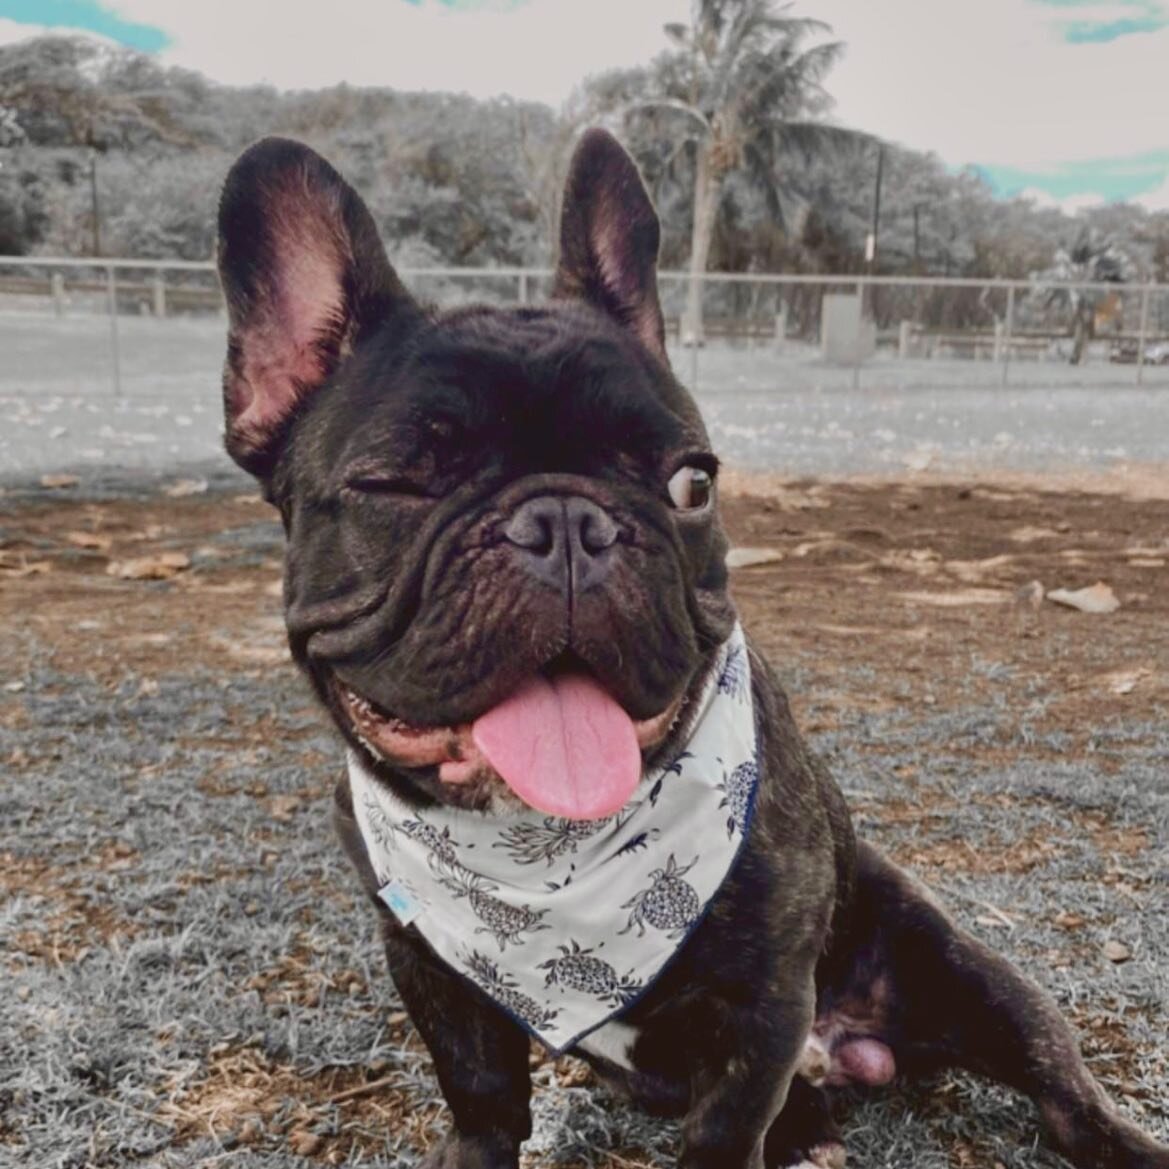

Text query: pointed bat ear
(552, 128), (667, 362)
(216, 137), (420, 477)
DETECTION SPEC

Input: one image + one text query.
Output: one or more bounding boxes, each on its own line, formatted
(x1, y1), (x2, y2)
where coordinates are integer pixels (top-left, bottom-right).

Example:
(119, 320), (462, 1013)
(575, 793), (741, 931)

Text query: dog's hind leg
(823, 842), (1168, 1169)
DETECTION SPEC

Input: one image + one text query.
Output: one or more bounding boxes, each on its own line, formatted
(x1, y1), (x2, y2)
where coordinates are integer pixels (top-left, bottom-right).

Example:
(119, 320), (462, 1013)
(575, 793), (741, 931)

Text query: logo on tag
(379, 879), (425, 926)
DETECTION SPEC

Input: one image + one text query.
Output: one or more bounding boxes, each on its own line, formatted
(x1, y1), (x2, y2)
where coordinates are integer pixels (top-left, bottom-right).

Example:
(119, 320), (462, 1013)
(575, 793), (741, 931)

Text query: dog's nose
(502, 495), (618, 594)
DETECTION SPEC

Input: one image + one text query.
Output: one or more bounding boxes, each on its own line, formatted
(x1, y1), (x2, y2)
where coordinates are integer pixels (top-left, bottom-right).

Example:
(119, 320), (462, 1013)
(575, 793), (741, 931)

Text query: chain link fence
(2, 257), (1167, 400)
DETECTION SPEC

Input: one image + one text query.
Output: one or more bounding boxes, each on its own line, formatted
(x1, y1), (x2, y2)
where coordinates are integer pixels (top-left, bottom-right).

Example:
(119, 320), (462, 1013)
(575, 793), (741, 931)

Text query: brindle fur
(217, 130), (1168, 1169)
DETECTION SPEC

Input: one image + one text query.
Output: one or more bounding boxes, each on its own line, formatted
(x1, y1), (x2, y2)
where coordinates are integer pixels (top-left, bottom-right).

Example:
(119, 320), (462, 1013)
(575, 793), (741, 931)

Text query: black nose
(502, 495), (619, 595)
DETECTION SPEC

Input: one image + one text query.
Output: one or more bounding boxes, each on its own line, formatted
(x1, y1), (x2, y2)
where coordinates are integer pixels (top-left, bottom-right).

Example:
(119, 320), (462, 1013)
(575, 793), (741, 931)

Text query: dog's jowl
(216, 131), (1168, 1169)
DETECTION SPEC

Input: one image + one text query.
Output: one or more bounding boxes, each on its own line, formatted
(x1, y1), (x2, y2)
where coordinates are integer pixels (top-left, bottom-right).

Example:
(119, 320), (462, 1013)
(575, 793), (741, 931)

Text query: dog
(215, 130), (1167, 1169)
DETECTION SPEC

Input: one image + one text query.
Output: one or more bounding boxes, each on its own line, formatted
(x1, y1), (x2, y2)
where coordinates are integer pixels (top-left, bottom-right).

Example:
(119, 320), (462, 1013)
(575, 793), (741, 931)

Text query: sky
(1, 0), (1167, 213)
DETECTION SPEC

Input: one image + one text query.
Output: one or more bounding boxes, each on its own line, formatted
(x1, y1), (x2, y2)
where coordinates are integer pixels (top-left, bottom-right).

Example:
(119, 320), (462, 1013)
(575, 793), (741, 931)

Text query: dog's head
(216, 129), (736, 818)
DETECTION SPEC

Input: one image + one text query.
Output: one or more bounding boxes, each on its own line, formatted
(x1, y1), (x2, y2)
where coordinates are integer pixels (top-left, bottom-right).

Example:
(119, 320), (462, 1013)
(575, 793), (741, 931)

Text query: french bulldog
(215, 130), (1168, 1169)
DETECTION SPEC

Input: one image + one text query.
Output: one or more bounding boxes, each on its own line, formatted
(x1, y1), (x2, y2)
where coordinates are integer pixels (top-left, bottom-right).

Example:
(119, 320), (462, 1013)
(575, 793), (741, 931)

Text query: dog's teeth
(356, 729), (390, 762)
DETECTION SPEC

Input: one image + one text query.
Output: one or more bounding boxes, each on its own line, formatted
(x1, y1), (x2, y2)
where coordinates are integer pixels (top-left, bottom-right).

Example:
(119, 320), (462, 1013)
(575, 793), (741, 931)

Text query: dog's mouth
(335, 654), (685, 820)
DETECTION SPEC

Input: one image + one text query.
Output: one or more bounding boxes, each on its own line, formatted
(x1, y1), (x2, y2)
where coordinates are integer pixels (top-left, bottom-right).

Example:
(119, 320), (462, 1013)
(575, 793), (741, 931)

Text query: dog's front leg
(679, 983), (815, 1169)
(384, 930), (532, 1169)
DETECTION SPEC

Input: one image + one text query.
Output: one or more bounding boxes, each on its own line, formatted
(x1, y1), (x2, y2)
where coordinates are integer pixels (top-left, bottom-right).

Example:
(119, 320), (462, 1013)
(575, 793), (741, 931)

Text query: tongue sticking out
(471, 673), (642, 820)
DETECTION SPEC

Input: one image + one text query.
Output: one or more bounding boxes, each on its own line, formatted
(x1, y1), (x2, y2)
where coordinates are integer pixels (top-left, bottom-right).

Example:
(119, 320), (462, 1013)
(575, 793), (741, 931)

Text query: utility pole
(868, 142), (884, 273)
(865, 142), (884, 321)
(89, 146), (101, 257)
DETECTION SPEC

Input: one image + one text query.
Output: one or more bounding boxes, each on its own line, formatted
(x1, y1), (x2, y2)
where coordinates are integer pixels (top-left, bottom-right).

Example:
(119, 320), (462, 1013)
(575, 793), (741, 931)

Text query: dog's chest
(577, 1020), (641, 1071)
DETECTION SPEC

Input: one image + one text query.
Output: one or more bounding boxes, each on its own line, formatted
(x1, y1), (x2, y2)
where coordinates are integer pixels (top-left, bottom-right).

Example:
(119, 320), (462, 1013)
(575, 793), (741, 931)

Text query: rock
(106, 552), (191, 580)
(1103, 940), (1131, 964)
(1101, 667), (1151, 696)
(726, 546), (784, 569)
(1009, 525), (1060, 544)
(898, 588), (1010, 607)
(67, 531), (112, 552)
(1047, 582), (1120, 614)
(40, 473), (78, 489)
(162, 478), (209, 497)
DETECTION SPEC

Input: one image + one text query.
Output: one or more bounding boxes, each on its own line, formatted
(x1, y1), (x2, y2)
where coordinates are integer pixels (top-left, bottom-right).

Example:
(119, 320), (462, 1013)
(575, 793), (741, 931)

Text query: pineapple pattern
(620, 855), (701, 939)
(433, 858), (550, 950)
(717, 757), (758, 838)
(716, 638), (749, 700)
(540, 941), (643, 1007)
(462, 950), (560, 1031)
(494, 815), (612, 866)
(346, 622), (758, 1052)
(399, 816), (461, 867)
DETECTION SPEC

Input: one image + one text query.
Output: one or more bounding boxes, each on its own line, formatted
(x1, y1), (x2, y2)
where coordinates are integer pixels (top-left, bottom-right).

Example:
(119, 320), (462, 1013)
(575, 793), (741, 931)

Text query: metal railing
(1, 256), (1166, 396)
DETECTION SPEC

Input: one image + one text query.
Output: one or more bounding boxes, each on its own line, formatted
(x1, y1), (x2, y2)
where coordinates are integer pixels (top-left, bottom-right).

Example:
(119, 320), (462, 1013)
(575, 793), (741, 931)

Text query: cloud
(1035, 0), (1169, 43)
(812, 0), (1169, 169)
(0, 15), (119, 49)
(1135, 174), (1169, 211)
(1018, 185), (1106, 212)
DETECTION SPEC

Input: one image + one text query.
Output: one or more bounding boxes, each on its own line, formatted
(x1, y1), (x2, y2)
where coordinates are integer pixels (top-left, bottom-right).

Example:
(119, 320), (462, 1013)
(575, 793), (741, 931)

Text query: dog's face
(217, 131), (735, 817)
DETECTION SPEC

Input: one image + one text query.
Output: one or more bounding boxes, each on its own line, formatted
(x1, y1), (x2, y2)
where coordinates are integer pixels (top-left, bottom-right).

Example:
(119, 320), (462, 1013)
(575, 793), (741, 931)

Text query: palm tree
(626, 0), (856, 343)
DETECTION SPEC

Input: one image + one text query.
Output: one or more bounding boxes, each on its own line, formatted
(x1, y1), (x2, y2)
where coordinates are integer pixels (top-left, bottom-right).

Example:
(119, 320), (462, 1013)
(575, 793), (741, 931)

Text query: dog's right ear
(217, 138), (418, 477)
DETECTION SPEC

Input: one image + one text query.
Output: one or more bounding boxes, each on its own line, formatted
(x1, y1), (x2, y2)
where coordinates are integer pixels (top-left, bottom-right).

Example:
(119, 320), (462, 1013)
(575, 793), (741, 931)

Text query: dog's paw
(417, 1134), (519, 1169)
(775, 1142), (847, 1169)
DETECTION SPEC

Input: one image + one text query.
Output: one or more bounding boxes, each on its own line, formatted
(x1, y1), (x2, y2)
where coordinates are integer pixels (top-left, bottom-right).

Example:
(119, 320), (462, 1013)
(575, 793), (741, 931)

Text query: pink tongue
(472, 673), (641, 820)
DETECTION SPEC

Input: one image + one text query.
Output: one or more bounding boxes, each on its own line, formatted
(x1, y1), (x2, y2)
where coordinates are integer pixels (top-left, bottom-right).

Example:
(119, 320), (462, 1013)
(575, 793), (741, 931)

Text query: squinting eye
(667, 465), (713, 510)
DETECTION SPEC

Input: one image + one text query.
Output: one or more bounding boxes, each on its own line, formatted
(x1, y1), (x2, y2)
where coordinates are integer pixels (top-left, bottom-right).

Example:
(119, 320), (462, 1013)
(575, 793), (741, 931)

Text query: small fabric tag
(379, 879), (425, 927)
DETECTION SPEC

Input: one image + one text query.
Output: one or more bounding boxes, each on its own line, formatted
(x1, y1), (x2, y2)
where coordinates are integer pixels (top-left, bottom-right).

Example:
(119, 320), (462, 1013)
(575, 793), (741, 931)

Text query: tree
(624, 0), (854, 342)
(1036, 229), (1133, 364)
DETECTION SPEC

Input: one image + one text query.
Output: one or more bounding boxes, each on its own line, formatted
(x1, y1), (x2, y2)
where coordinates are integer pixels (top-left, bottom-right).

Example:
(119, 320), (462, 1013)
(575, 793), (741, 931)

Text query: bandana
(348, 624), (759, 1053)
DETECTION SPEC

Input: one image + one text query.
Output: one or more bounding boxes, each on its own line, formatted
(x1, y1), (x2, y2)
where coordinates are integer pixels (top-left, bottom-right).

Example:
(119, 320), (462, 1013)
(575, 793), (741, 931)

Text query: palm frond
(625, 97), (712, 139)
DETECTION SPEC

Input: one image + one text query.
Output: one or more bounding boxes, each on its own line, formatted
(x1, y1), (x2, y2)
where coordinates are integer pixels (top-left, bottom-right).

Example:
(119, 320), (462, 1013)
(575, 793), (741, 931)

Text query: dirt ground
(1, 474), (1166, 1168)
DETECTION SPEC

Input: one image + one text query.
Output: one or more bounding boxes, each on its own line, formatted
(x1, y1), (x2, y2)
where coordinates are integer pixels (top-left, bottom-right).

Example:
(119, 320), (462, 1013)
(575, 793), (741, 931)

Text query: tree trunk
(682, 140), (723, 347)
(1071, 301), (1093, 365)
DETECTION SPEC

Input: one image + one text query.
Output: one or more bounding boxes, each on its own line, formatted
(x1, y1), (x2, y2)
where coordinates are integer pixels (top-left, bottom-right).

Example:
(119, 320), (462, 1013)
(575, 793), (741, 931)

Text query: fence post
(852, 279), (864, 389)
(689, 273), (701, 391)
(1001, 285), (1015, 387)
(1136, 284), (1151, 386)
(517, 271), (529, 305)
(899, 319), (913, 359)
(152, 272), (167, 318)
(106, 265), (123, 397)
(51, 272), (66, 316)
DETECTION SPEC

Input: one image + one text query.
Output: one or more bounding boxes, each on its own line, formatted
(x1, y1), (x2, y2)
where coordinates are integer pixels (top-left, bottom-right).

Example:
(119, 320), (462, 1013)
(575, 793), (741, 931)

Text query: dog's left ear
(553, 128), (667, 362)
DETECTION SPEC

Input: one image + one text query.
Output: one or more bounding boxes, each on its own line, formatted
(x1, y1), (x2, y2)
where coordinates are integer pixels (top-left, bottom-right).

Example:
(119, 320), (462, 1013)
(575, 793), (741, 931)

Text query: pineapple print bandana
(348, 623), (759, 1053)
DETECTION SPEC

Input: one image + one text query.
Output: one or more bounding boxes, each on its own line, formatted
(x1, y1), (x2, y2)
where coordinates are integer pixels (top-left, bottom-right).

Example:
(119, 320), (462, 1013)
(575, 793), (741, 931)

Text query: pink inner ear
(588, 188), (664, 361)
(229, 188), (350, 453)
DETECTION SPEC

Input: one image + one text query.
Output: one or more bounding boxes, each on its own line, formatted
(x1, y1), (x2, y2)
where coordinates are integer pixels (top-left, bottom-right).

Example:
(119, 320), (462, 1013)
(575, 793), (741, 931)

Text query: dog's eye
(344, 473), (433, 498)
(348, 476), (415, 494)
(667, 465), (713, 511)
